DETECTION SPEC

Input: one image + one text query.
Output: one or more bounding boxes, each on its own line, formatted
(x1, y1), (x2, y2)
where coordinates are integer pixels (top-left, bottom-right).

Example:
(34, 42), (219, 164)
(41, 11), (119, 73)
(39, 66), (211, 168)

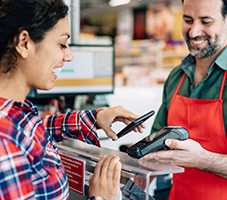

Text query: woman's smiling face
(22, 16), (72, 91)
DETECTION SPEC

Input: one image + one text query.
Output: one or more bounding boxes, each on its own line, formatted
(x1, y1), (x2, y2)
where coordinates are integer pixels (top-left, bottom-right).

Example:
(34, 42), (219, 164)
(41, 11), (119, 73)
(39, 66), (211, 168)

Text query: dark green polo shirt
(151, 47), (227, 135)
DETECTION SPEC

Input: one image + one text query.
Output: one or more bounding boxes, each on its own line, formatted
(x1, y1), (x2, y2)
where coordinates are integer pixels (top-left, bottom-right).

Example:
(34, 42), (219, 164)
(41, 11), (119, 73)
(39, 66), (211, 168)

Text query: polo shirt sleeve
(150, 67), (181, 134)
(44, 110), (100, 147)
(151, 84), (168, 134)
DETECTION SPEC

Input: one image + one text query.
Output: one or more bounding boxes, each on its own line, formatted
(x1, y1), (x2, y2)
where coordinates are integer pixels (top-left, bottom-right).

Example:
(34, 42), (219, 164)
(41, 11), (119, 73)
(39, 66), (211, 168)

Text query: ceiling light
(109, 0), (131, 7)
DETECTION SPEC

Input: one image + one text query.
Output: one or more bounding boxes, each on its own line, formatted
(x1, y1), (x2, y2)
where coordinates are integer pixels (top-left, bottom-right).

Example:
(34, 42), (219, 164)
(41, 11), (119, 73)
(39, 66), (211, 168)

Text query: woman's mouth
(51, 67), (62, 80)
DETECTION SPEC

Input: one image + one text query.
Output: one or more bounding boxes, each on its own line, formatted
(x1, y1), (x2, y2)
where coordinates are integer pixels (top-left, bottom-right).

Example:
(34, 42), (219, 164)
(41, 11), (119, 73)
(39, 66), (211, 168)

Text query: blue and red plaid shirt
(0, 97), (100, 199)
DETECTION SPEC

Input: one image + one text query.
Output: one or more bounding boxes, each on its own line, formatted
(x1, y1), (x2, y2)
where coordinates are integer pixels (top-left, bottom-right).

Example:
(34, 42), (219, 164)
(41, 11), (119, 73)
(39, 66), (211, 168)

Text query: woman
(0, 0), (143, 199)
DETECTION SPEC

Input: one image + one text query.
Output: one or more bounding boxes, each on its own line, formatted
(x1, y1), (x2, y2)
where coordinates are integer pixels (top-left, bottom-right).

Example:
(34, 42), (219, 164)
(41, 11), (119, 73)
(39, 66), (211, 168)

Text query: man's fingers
(165, 139), (188, 150)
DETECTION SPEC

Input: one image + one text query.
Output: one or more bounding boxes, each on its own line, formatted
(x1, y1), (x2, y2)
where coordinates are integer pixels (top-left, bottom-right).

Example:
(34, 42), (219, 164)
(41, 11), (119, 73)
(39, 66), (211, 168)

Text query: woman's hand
(96, 106), (145, 140)
(89, 156), (122, 200)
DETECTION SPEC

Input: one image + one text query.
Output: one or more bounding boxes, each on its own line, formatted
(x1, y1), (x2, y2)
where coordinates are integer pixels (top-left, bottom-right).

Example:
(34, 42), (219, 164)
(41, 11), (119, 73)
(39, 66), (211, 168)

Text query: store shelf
(114, 39), (188, 85)
(115, 40), (163, 69)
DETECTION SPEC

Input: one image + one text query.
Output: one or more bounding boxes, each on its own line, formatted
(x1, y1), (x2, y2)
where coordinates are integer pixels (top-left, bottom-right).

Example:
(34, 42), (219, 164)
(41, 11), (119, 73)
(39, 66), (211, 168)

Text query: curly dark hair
(0, 0), (68, 73)
(181, 0), (227, 18)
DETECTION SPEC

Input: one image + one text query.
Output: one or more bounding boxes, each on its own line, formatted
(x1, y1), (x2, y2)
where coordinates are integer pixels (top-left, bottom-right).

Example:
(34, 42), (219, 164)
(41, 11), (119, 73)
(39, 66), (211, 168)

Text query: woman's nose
(64, 48), (73, 62)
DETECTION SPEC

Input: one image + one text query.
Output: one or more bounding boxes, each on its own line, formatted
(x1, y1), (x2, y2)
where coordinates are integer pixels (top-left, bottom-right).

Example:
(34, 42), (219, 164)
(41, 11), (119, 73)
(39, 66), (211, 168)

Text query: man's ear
(15, 30), (31, 59)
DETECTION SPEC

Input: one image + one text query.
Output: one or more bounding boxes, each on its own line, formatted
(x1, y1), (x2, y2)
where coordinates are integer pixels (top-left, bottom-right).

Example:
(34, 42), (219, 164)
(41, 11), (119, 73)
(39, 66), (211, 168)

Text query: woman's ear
(15, 30), (31, 59)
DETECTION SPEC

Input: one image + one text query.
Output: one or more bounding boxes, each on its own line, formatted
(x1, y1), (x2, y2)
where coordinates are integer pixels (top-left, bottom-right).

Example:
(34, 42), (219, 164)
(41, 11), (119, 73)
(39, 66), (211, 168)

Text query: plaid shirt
(0, 97), (100, 200)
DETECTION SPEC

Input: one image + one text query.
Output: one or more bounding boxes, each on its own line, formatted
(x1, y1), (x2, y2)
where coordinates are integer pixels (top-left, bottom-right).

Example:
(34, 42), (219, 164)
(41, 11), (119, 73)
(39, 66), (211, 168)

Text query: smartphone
(127, 126), (189, 159)
(116, 110), (155, 140)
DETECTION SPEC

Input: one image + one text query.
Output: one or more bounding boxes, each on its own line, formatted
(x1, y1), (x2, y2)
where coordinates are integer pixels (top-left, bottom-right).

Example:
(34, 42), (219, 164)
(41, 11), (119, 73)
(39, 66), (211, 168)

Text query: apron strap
(174, 73), (186, 96)
(175, 71), (227, 100)
(219, 71), (227, 100)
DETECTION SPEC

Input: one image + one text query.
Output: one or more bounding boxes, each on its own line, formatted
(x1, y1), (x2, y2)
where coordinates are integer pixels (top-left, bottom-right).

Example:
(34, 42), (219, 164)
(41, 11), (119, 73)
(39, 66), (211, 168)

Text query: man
(141, 0), (227, 199)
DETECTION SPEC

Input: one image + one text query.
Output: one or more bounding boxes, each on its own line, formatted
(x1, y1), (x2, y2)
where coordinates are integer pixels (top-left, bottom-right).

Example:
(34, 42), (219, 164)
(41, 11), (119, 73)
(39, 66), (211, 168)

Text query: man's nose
(189, 22), (203, 38)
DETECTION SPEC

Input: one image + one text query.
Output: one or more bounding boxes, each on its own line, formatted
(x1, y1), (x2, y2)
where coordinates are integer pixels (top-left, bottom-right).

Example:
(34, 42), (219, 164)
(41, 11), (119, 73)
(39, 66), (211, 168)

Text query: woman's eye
(60, 44), (68, 49)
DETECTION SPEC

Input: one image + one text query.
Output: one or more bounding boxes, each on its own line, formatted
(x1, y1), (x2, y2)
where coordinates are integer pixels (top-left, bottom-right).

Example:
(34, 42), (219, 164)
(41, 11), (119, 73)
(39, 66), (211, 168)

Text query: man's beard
(185, 33), (224, 58)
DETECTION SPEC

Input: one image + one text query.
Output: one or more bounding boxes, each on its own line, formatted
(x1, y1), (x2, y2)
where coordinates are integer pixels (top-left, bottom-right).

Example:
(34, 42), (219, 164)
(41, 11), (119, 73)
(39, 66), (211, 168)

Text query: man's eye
(201, 21), (212, 25)
(184, 18), (193, 24)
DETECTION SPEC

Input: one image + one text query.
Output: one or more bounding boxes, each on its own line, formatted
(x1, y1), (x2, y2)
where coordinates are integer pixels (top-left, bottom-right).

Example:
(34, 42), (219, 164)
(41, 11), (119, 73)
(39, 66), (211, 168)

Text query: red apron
(167, 71), (227, 200)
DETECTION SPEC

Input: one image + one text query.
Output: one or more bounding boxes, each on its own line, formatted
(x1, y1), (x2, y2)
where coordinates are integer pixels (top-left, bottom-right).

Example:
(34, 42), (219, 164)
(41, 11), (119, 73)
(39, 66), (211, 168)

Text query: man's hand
(140, 138), (227, 178)
(140, 139), (209, 169)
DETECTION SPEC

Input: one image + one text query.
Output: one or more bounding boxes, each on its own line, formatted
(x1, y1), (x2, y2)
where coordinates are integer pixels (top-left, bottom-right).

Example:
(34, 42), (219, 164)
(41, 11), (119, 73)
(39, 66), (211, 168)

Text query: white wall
(98, 85), (164, 150)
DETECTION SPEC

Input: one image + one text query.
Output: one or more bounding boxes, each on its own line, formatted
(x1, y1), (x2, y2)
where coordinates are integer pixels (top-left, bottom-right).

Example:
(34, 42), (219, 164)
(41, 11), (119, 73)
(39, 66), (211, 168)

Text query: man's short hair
(182, 0), (227, 18)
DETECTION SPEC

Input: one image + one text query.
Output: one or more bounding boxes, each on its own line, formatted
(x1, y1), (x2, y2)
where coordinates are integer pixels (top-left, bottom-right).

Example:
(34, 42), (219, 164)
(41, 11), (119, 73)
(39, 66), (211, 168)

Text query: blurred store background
(63, 0), (188, 150)
(78, 0), (188, 86)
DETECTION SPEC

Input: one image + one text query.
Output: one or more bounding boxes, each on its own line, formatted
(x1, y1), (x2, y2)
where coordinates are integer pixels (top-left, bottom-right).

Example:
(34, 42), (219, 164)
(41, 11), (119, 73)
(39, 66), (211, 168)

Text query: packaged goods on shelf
(115, 39), (188, 84)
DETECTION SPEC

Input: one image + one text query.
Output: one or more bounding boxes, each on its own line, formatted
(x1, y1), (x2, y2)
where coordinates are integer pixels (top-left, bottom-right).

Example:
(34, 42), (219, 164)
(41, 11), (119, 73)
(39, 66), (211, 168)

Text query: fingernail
(140, 156), (146, 160)
(112, 136), (118, 141)
(165, 139), (171, 146)
(114, 156), (120, 161)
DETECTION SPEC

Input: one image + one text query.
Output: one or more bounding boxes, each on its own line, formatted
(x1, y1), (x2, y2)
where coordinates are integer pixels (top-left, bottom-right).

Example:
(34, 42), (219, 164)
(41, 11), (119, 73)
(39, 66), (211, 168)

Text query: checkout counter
(57, 138), (184, 200)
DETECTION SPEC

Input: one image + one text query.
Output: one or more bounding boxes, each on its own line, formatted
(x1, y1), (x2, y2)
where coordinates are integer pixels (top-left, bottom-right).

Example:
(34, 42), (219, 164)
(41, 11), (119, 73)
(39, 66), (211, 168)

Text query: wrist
(197, 149), (213, 171)
(96, 108), (104, 129)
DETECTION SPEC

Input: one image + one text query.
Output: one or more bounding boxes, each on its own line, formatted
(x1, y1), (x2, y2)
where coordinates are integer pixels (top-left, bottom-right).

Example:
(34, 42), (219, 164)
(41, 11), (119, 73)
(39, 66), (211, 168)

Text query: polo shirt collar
(181, 46), (227, 81)
(215, 46), (227, 71)
(182, 46), (227, 72)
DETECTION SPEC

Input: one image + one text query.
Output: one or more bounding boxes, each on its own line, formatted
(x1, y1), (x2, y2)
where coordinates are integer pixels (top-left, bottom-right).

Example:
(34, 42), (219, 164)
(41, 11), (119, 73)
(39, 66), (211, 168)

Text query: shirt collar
(181, 46), (227, 82)
(0, 97), (39, 115)
(181, 54), (195, 83)
(182, 46), (227, 71)
(215, 46), (227, 70)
